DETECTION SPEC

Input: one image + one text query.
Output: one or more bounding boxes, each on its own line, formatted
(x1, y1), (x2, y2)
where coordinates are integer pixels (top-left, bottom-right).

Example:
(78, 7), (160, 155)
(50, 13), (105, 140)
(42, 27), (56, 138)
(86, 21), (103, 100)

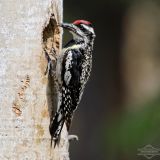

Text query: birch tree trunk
(0, 0), (70, 159)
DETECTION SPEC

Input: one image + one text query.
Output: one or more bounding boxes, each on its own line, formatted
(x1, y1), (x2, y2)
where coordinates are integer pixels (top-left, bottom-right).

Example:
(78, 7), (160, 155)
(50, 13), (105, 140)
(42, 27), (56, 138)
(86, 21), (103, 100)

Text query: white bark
(0, 0), (70, 159)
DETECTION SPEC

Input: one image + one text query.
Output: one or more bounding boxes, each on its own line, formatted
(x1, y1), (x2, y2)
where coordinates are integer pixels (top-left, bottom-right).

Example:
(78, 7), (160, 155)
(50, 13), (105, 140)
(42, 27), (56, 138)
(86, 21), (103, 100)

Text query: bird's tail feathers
(49, 111), (65, 148)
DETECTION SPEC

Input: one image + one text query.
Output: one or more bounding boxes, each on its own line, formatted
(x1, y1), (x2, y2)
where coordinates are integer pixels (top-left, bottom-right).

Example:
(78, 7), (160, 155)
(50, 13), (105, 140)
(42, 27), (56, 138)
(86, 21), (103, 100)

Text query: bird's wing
(62, 50), (82, 87)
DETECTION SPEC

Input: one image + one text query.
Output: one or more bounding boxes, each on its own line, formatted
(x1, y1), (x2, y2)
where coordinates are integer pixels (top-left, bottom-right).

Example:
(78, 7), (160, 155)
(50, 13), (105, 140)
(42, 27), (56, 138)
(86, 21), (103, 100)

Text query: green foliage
(105, 95), (160, 157)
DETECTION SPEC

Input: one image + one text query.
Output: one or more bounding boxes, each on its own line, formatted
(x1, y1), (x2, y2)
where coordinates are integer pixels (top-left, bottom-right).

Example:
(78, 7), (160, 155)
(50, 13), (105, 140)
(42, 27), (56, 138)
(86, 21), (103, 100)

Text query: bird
(49, 19), (96, 147)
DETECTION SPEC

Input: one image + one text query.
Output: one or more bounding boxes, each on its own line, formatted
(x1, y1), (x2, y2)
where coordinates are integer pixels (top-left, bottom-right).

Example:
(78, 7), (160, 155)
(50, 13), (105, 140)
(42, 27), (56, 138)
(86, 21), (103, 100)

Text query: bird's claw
(68, 135), (79, 141)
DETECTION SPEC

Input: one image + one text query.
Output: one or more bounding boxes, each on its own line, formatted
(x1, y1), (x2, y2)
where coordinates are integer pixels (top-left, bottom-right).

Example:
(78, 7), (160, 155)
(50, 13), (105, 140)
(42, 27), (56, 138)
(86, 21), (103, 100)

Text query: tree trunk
(0, 0), (69, 159)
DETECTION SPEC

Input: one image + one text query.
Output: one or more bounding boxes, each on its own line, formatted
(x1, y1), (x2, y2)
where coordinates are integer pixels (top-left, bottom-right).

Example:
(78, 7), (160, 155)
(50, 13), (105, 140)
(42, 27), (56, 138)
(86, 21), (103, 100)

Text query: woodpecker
(49, 20), (96, 147)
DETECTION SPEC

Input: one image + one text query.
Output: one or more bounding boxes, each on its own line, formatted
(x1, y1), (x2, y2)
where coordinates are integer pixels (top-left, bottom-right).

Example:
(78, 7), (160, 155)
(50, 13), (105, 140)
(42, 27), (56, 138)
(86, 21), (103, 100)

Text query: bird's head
(60, 20), (96, 40)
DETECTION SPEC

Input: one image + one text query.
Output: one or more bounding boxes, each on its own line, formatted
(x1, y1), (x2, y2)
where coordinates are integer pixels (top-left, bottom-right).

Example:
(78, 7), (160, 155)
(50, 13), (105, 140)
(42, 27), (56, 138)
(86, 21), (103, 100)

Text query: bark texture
(0, 0), (69, 159)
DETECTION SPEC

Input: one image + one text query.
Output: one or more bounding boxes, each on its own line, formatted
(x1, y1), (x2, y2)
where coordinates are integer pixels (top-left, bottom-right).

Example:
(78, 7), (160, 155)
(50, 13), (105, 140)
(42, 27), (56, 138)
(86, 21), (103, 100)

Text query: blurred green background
(63, 0), (160, 160)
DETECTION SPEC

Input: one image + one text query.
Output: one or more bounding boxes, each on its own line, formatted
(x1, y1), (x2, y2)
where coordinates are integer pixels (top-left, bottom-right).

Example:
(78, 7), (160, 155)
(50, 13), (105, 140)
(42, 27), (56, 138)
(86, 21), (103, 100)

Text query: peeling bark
(0, 0), (69, 159)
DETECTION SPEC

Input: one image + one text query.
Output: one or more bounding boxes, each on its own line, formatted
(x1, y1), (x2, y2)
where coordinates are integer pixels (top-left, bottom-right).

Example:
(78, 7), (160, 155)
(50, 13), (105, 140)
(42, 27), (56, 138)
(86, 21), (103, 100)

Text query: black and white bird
(49, 20), (96, 147)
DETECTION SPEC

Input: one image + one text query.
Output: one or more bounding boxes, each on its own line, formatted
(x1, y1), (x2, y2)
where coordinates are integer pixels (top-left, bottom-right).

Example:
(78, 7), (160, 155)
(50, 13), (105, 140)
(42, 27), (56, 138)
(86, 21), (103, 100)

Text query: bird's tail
(49, 110), (65, 148)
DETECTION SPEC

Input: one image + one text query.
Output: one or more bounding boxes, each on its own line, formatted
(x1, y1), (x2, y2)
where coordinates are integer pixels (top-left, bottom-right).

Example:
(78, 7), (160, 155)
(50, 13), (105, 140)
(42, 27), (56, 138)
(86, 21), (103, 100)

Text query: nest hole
(42, 14), (60, 121)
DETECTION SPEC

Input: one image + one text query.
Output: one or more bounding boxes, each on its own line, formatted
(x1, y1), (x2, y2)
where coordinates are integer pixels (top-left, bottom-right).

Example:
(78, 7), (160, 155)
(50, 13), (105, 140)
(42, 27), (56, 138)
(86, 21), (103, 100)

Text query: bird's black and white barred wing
(62, 49), (82, 87)
(61, 49), (83, 129)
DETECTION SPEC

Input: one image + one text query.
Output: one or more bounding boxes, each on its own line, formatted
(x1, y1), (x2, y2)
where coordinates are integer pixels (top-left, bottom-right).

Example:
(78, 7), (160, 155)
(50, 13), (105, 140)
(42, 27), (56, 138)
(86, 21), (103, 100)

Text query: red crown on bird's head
(73, 20), (92, 26)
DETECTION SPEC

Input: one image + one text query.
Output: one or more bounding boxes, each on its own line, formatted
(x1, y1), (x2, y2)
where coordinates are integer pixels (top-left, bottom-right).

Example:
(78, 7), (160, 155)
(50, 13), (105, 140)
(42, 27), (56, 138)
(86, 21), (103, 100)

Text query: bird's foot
(68, 134), (79, 142)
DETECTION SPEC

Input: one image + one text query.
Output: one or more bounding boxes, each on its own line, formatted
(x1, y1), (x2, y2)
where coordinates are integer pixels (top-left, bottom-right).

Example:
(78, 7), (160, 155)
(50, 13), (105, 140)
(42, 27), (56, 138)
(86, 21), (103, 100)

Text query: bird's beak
(59, 23), (76, 32)
(59, 22), (83, 38)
